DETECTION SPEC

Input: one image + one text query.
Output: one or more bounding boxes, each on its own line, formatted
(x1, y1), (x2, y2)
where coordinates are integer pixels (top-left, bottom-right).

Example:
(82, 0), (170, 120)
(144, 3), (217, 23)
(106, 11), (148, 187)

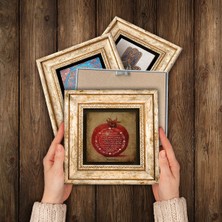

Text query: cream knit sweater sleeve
(154, 197), (188, 222)
(30, 202), (66, 222)
(30, 198), (188, 222)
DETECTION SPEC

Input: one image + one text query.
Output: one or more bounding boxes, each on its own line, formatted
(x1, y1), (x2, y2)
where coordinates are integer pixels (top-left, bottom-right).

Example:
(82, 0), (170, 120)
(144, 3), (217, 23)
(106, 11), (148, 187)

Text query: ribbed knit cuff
(30, 202), (67, 222)
(153, 197), (188, 222)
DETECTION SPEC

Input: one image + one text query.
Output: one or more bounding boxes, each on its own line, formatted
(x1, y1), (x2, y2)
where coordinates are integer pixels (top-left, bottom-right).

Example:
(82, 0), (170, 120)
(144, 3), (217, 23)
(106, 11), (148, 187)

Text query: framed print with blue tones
(56, 54), (105, 92)
(36, 34), (123, 135)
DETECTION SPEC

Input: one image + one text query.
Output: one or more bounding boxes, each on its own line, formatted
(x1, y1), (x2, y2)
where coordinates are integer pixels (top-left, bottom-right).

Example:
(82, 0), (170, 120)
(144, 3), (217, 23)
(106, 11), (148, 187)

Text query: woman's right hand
(152, 128), (180, 201)
(41, 123), (72, 204)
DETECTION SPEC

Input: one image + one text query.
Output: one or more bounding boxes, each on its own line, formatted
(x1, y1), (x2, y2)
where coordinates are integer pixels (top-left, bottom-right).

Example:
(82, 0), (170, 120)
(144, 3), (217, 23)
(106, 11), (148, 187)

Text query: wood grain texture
(133, 0), (157, 33)
(96, 185), (134, 222)
(195, 0), (222, 221)
(0, 1), (19, 221)
(19, 0), (56, 221)
(96, 1), (135, 221)
(58, 0), (96, 50)
(157, 0), (195, 221)
(1, 0), (222, 221)
(96, 0), (135, 35)
(57, 0), (96, 221)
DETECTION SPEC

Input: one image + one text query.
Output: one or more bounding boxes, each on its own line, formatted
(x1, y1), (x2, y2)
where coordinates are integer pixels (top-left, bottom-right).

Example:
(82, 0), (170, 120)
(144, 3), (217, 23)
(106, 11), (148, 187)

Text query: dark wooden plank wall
(0, 0), (221, 221)
(19, 1), (56, 221)
(0, 1), (19, 221)
(195, 0), (222, 221)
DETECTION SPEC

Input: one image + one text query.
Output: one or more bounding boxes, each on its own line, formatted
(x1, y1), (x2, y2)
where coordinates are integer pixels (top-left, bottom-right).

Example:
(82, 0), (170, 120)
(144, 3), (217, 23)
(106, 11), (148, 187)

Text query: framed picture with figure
(36, 34), (123, 135)
(64, 90), (159, 185)
(103, 17), (182, 72)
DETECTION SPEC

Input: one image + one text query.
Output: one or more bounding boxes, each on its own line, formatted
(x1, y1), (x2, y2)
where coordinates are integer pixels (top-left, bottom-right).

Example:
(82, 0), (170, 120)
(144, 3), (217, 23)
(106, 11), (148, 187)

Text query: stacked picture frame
(36, 16), (182, 185)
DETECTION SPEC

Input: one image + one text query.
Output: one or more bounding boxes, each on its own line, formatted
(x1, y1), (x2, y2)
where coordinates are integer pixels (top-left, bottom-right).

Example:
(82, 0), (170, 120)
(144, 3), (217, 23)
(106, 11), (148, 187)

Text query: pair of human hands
(41, 124), (180, 204)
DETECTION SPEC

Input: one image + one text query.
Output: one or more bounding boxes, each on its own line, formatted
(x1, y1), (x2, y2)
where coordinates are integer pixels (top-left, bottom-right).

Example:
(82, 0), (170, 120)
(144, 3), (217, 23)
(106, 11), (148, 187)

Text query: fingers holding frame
(51, 122), (64, 145)
(159, 128), (180, 177)
(43, 123), (64, 168)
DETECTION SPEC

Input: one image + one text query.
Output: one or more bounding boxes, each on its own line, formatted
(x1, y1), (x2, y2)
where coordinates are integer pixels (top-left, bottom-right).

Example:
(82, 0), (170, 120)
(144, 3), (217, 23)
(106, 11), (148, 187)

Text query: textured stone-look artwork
(103, 16), (182, 72)
(64, 90), (159, 185)
(36, 34), (123, 135)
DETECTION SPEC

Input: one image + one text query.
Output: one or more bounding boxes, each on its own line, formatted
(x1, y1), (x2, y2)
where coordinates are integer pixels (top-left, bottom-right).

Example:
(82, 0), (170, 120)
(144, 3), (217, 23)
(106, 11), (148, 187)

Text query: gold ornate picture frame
(64, 90), (159, 185)
(103, 17), (182, 72)
(36, 34), (123, 135)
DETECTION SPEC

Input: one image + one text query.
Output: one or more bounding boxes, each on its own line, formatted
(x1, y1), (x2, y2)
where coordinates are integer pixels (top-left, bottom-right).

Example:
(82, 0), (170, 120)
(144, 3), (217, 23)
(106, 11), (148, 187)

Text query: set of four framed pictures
(36, 17), (182, 185)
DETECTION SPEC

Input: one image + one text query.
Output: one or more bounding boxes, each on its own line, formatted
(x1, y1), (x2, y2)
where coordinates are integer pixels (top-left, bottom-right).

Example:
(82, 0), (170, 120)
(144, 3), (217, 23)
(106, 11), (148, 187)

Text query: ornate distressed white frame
(64, 90), (159, 185)
(103, 16), (182, 72)
(36, 34), (123, 135)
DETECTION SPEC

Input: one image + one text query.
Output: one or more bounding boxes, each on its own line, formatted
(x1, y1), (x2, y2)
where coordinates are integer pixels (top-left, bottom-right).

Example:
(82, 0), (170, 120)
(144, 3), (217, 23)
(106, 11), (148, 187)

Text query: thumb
(159, 150), (172, 176)
(53, 144), (65, 171)
(152, 183), (160, 201)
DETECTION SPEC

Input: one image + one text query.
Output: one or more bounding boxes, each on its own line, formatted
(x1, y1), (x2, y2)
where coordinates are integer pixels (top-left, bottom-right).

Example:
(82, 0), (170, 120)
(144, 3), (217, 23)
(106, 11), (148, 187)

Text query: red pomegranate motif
(91, 118), (129, 157)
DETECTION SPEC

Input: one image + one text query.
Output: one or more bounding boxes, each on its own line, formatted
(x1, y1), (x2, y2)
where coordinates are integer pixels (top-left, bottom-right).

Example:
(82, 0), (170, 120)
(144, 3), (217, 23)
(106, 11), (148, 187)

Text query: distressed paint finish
(36, 35), (123, 135)
(64, 90), (159, 184)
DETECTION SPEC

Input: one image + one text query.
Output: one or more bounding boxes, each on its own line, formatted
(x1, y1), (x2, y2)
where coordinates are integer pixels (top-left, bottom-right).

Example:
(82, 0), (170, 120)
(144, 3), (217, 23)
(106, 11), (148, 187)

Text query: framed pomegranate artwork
(83, 108), (140, 165)
(64, 90), (159, 185)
